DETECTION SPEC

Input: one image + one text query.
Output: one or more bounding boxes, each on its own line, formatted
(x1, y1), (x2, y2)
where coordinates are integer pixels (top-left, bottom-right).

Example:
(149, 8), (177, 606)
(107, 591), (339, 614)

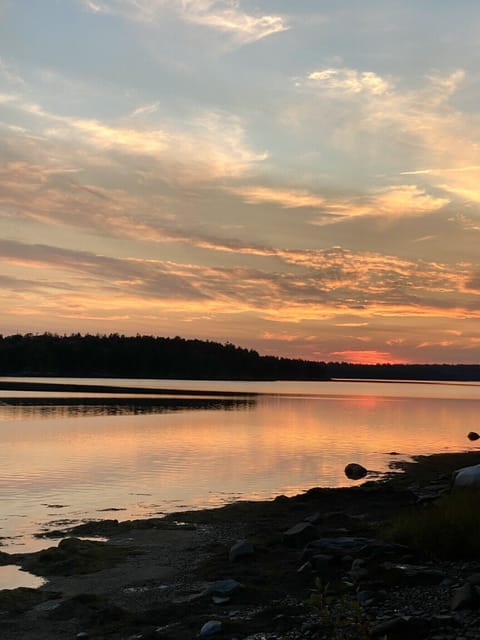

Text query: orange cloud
(229, 183), (448, 219)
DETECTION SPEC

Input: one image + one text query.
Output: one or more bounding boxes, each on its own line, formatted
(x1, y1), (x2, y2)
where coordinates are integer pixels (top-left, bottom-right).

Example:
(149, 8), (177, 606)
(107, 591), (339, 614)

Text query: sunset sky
(1, 1), (480, 364)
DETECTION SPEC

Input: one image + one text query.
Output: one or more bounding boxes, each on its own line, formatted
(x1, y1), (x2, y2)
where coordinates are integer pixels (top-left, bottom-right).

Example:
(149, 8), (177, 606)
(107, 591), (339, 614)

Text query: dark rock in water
(284, 522), (318, 547)
(467, 431), (480, 441)
(229, 539), (255, 562)
(20, 537), (133, 576)
(344, 463), (367, 480)
(200, 620), (223, 636)
(37, 519), (122, 539)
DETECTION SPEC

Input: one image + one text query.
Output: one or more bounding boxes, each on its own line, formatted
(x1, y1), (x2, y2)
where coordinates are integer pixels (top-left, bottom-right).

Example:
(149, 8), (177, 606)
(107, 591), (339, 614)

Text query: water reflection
(0, 565), (45, 590)
(0, 381), (479, 558)
(0, 396), (255, 420)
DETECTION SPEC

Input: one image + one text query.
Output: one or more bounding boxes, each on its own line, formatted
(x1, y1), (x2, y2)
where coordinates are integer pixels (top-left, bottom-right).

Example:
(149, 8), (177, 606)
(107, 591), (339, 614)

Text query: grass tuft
(382, 489), (480, 559)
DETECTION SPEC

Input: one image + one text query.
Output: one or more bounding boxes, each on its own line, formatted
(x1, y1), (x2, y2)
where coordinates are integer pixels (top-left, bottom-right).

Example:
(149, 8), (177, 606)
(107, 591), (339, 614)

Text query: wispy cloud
(82, 0), (289, 45)
(289, 68), (474, 207)
(129, 102), (160, 118)
(1, 232), (478, 324)
(230, 183), (448, 219)
(400, 165), (480, 176)
(0, 57), (25, 87)
(228, 185), (326, 208)
(307, 67), (391, 95)
(7, 95), (266, 184)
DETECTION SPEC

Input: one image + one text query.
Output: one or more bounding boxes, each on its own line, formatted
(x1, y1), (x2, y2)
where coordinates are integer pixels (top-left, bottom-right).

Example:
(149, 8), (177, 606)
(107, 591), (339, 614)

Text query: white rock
(452, 463), (480, 489)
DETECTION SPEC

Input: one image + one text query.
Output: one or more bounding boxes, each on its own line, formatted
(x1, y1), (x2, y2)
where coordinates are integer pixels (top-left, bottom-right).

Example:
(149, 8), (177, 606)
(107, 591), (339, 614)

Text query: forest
(0, 333), (479, 381)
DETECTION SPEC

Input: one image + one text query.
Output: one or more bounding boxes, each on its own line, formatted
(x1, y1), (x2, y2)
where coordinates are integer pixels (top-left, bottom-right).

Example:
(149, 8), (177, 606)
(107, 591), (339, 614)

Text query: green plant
(306, 578), (371, 640)
(305, 577), (334, 612)
(383, 489), (480, 559)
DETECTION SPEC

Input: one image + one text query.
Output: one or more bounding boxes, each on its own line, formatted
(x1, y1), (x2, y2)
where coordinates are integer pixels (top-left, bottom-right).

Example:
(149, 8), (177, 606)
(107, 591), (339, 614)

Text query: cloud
(229, 183), (448, 219)
(1, 238), (479, 321)
(400, 165), (480, 176)
(0, 93), (17, 104)
(307, 67), (391, 95)
(288, 68), (478, 210)
(84, 1), (104, 12)
(335, 322), (369, 327)
(192, 11), (287, 44)
(262, 331), (316, 342)
(22, 235), (480, 314)
(228, 185), (326, 208)
(0, 161), (475, 322)
(344, 185), (449, 218)
(128, 102), (160, 118)
(8, 95), (266, 184)
(0, 57), (25, 87)
(82, 0), (289, 45)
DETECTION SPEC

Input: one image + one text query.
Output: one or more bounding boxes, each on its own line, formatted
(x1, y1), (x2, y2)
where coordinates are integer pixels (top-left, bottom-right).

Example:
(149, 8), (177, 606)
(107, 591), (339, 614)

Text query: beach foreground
(2, 452), (480, 640)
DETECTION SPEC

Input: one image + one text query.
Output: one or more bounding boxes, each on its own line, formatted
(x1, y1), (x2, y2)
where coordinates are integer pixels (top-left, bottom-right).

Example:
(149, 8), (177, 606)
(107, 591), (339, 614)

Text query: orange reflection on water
(0, 383), (479, 552)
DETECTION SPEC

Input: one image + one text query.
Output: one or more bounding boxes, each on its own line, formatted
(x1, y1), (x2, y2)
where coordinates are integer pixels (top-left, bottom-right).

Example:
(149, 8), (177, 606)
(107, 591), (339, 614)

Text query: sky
(1, 1), (480, 364)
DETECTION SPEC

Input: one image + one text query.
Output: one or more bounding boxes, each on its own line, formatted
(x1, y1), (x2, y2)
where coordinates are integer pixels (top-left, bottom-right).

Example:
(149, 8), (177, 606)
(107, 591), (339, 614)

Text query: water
(0, 377), (479, 560)
(0, 566), (45, 589)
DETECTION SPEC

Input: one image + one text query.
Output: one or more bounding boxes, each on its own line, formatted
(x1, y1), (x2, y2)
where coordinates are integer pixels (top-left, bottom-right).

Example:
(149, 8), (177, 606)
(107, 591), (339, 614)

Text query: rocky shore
(2, 451), (480, 639)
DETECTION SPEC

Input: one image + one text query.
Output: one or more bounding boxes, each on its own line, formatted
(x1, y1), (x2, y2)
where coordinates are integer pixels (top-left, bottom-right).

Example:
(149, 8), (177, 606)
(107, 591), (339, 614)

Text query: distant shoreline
(333, 377), (480, 387)
(1, 378), (479, 398)
(0, 380), (259, 397)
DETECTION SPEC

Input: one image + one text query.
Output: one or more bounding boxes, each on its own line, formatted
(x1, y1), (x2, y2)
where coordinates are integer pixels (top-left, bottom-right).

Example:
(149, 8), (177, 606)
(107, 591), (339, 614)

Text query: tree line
(0, 333), (328, 380)
(0, 333), (479, 381)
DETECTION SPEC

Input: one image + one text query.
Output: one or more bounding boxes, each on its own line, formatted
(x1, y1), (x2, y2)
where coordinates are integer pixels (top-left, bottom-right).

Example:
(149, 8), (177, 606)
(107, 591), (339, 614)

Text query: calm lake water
(1, 377), (479, 563)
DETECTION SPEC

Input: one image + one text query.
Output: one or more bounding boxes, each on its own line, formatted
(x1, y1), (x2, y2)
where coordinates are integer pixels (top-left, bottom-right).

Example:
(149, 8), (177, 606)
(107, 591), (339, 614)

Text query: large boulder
(344, 463), (367, 480)
(452, 463), (480, 489)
